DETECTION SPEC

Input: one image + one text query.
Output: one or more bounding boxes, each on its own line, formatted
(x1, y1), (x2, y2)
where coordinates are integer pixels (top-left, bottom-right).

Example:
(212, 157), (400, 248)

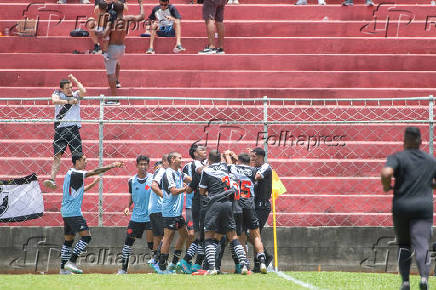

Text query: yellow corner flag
(271, 169), (286, 272)
(272, 169), (286, 200)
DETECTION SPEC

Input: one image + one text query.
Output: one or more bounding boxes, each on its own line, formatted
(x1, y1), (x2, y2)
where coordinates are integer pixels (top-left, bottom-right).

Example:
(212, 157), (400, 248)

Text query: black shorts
(150, 212), (164, 236)
(53, 125), (83, 156)
(145, 221), (152, 231)
(204, 200), (236, 235)
(255, 207), (271, 232)
(235, 208), (259, 236)
(127, 220), (149, 238)
(163, 216), (186, 231)
(63, 216), (89, 235)
(186, 208), (194, 231)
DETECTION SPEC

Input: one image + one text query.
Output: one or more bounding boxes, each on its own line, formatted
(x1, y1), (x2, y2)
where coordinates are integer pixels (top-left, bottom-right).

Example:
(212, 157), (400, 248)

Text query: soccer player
(381, 127), (436, 290)
(158, 152), (191, 273)
(225, 150), (268, 274)
(178, 144), (207, 274)
(60, 153), (123, 274)
(118, 155), (153, 274)
(149, 154), (169, 267)
(250, 147), (274, 272)
(198, 150), (248, 275)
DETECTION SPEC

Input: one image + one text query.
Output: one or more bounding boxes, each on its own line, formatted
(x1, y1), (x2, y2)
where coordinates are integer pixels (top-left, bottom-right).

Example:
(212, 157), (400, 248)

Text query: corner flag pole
(272, 190), (279, 272)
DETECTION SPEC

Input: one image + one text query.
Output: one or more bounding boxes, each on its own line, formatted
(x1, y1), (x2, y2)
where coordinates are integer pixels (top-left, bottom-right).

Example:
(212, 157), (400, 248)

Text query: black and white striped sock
(231, 239), (247, 266)
(60, 241), (73, 269)
(70, 237), (90, 263)
(121, 245), (132, 271)
(184, 240), (199, 262)
(205, 239), (218, 271)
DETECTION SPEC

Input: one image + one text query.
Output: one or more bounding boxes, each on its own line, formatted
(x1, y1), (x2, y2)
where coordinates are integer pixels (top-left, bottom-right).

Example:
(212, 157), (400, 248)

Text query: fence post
(263, 96), (268, 161)
(430, 95), (434, 156)
(98, 95), (105, 226)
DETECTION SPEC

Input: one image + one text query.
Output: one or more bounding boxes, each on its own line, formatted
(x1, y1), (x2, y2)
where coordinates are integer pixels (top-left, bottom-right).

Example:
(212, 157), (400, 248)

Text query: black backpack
(70, 29), (89, 37)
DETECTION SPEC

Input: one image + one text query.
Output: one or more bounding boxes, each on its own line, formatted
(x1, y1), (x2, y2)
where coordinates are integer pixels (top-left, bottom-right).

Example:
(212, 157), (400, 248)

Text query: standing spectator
(145, 0), (186, 54)
(198, 0), (227, 54)
(342, 0), (374, 6)
(381, 127), (435, 290)
(102, 0), (144, 105)
(43, 75), (86, 190)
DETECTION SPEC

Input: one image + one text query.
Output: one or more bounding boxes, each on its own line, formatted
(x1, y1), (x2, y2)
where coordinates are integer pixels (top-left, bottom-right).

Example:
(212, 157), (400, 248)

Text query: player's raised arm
(85, 161), (123, 178)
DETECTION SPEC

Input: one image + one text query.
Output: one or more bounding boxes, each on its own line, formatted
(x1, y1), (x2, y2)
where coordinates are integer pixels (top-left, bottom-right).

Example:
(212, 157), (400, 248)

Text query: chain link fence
(0, 96), (434, 227)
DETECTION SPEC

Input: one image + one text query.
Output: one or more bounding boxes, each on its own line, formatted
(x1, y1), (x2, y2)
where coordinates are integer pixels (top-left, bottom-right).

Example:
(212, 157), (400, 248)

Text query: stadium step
(0, 0), (431, 4)
(2, 4), (436, 21)
(3, 19), (436, 37)
(3, 37), (436, 54)
(0, 87), (433, 98)
(3, 53), (436, 71)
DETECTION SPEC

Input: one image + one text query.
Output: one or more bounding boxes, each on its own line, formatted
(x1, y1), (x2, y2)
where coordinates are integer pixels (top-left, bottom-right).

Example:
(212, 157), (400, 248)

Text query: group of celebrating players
(59, 144), (273, 275)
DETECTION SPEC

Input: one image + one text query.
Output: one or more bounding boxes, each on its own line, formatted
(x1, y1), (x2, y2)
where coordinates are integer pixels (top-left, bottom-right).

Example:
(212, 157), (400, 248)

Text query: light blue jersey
(61, 168), (87, 217)
(129, 173), (153, 223)
(162, 168), (185, 218)
(149, 167), (165, 214)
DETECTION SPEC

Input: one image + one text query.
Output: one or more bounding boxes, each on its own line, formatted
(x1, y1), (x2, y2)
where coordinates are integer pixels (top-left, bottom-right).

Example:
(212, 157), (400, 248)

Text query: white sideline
(275, 271), (320, 290)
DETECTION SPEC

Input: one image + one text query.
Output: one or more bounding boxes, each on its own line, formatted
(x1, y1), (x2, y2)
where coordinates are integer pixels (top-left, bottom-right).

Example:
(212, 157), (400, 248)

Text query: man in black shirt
(381, 127), (436, 290)
(198, 150), (248, 275)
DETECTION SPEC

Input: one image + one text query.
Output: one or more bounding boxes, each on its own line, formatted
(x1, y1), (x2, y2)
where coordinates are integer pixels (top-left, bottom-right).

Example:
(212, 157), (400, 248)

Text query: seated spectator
(227, 0), (239, 4)
(145, 0), (185, 54)
(295, 0), (326, 5)
(342, 0), (374, 5)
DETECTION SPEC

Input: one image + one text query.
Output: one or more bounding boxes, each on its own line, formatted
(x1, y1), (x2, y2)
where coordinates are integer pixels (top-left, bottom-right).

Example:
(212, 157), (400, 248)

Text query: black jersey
(183, 160), (206, 201)
(386, 148), (436, 219)
(254, 163), (273, 206)
(199, 162), (231, 197)
(229, 164), (257, 209)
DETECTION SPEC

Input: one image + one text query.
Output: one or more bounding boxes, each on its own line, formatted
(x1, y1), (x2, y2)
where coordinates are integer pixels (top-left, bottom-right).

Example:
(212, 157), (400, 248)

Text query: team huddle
(59, 144), (273, 275)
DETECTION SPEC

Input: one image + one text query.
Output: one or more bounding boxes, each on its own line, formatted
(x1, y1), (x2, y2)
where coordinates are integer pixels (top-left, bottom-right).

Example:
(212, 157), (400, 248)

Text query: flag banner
(0, 173), (44, 222)
(272, 169), (286, 200)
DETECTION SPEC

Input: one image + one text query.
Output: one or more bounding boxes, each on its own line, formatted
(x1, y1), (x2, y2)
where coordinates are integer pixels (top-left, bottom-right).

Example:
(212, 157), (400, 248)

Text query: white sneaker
(59, 269), (72, 275)
(295, 0), (308, 4)
(80, 0), (90, 3)
(147, 258), (156, 265)
(207, 269), (218, 275)
(260, 262), (267, 274)
(64, 261), (83, 274)
(117, 269), (127, 275)
(232, 0), (239, 4)
(227, 0), (233, 4)
(241, 265), (248, 275)
(318, 0), (326, 5)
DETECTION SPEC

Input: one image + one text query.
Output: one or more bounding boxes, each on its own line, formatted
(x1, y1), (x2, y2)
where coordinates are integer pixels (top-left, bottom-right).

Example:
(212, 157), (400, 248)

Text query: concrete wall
(0, 226), (425, 274)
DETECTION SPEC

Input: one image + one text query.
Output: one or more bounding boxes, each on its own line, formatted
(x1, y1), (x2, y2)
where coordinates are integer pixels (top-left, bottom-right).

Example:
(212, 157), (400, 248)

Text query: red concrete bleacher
(1, 0), (435, 227)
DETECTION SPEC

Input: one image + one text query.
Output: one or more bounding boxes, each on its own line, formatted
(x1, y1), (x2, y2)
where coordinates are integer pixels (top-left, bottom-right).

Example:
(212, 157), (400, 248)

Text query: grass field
(0, 271), (434, 290)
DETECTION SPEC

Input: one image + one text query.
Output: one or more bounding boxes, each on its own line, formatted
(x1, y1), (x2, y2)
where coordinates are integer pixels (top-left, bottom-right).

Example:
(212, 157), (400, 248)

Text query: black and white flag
(0, 173), (44, 222)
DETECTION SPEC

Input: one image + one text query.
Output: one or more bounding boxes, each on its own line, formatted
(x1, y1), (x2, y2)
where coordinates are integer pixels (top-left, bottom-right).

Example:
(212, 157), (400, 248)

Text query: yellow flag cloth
(272, 169), (286, 200)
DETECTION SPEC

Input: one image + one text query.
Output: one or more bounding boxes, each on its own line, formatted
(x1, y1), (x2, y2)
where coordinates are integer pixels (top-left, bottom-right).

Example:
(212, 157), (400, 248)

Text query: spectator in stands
(145, 0), (186, 54)
(43, 75), (86, 190)
(295, 0), (326, 5)
(198, 0), (227, 54)
(103, 0), (145, 105)
(381, 127), (435, 290)
(342, 0), (374, 6)
(227, 0), (239, 4)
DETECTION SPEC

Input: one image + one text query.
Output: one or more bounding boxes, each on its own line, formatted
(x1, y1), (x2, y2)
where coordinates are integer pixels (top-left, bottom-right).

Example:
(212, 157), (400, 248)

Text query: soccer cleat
(146, 48), (155, 54)
(150, 262), (161, 273)
(191, 263), (201, 273)
(117, 269), (127, 275)
(116, 81), (121, 88)
(400, 281), (410, 290)
(342, 0), (353, 5)
(147, 258), (156, 265)
(214, 48), (225, 55)
(64, 261), (83, 274)
(192, 269), (208, 275)
(198, 47), (216, 55)
(260, 262), (267, 274)
(173, 45), (186, 54)
(419, 278), (428, 290)
(43, 179), (57, 189)
(177, 259), (192, 274)
(241, 264), (248, 275)
(167, 263), (177, 273)
(59, 269), (72, 275)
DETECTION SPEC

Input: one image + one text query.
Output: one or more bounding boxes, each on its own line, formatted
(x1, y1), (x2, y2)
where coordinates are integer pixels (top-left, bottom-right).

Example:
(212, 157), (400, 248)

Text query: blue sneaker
(191, 263), (201, 273)
(177, 259), (192, 274)
(150, 262), (161, 273)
